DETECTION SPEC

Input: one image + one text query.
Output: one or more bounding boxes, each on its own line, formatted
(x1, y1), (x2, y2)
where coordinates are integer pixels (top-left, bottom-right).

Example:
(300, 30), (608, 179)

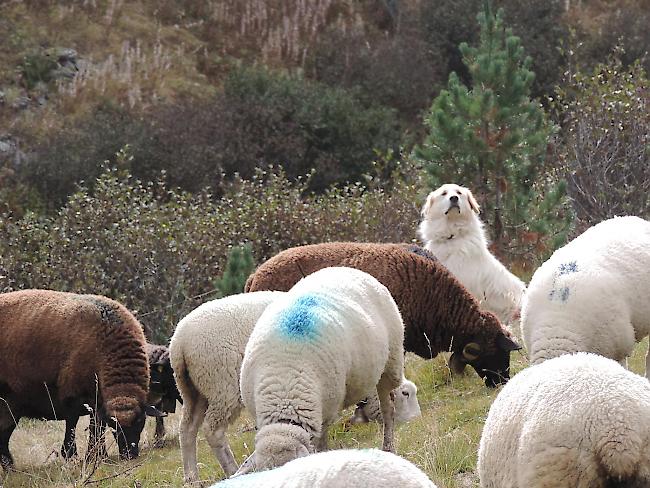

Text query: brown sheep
(0, 289), (151, 471)
(245, 242), (521, 387)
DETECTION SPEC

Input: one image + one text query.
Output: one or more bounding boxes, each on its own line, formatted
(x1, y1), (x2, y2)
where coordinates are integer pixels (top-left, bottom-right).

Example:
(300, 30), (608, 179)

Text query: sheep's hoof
(152, 437), (166, 448)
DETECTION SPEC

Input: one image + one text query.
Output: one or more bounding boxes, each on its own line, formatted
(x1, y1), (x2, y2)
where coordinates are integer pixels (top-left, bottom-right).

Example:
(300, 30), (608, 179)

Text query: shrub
(0, 163), (421, 341)
(556, 56), (650, 226)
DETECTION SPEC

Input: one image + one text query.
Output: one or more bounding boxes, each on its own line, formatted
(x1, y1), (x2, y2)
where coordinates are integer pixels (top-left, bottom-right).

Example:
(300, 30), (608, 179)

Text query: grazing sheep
(169, 291), (285, 482)
(521, 216), (650, 373)
(0, 290), (150, 471)
(144, 343), (182, 447)
(245, 242), (520, 387)
(236, 267), (405, 475)
(213, 449), (437, 487)
(350, 380), (420, 425)
(418, 183), (526, 326)
(478, 352), (650, 487)
(58, 342), (174, 459)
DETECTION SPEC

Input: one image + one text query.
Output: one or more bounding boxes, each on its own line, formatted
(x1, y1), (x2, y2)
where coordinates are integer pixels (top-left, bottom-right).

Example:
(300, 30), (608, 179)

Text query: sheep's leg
(204, 424), (237, 477)
(61, 416), (79, 459)
(153, 416), (166, 448)
(314, 425), (329, 452)
(0, 423), (17, 471)
(377, 378), (396, 453)
(180, 395), (208, 484)
(87, 414), (108, 460)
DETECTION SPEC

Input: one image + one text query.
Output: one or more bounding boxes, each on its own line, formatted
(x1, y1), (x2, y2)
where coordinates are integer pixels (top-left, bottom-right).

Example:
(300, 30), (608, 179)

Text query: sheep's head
(451, 322), (521, 387)
(103, 397), (165, 459)
(394, 379), (421, 423)
(233, 423), (312, 476)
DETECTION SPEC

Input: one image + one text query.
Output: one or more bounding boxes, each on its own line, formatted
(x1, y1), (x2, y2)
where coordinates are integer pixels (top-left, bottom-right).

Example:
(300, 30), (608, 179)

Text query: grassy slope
(3, 339), (648, 487)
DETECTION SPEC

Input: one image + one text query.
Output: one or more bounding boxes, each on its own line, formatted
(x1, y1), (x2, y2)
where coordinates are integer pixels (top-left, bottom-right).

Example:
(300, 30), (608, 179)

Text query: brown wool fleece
(246, 242), (509, 359)
(0, 289), (149, 427)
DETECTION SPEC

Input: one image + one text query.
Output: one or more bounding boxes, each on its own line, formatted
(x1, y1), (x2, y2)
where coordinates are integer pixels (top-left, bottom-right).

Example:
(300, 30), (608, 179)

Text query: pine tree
(414, 0), (571, 257)
(213, 244), (256, 297)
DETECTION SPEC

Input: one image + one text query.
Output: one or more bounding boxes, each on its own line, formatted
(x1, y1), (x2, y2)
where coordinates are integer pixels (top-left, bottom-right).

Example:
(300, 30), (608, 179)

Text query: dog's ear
(467, 190), (480, 214)
(421, 192), (436, 217)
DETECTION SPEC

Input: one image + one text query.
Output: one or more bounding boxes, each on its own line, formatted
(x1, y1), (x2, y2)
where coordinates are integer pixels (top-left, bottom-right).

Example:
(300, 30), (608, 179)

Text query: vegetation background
(0, 0), (649, 486)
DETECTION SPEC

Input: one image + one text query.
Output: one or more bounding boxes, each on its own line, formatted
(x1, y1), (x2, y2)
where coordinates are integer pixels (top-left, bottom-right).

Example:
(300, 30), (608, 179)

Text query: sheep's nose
(450, 195), (459, 203)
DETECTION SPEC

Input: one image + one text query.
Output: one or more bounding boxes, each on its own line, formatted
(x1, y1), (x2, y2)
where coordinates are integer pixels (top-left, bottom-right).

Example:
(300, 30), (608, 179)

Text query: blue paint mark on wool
(558, 261), (578, 275)
(277, 294), (323, 340)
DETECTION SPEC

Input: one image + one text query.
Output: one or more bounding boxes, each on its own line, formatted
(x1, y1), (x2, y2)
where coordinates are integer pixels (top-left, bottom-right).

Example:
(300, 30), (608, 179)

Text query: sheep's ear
(233, 452), (257, 477)
(467, 190), (480, 214)
(462, 342), (481, 361)
(497, 333), (521, 351)
(421, 192), (436, 217)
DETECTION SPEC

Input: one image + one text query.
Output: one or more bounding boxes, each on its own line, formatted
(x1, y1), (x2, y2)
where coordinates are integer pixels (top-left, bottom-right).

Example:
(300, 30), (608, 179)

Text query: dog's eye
(442, 191), (447, 196)
(402, 391), (409, 397)
(457, 190), (462, 195)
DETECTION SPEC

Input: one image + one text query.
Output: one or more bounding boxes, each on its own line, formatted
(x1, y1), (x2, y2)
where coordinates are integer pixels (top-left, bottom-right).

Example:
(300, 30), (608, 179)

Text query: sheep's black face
(109, 411), (146, 460)
(459, 333), (521, 388)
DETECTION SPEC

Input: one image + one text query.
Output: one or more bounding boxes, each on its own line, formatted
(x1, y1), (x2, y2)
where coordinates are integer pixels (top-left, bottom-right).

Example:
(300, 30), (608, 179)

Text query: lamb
(169, 291), (285, 482)
(212, 448), (437, 487)
(235, 267), (406, 475)
(520, 216), (650, 373)
(478, 352), (650, 487)
(245, 242), (520, 387)
(0, 289), (151, 471)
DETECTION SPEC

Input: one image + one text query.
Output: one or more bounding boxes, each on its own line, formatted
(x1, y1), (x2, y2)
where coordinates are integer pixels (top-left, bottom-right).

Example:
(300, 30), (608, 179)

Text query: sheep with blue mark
(521, 216), (650, 374)
(212, 448), (437, 487)
(235, 267), (407, 475)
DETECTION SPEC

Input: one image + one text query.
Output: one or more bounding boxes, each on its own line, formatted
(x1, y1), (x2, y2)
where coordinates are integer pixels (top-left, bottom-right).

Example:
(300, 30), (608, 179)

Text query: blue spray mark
(277, 294), (323, 340)
(548, 261), (578, 303)
(558, 261), (578, 276)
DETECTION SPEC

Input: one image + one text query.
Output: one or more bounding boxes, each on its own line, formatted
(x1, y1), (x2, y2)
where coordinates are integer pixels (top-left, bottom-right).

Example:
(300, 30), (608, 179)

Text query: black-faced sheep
(0, 289), (151, 470)
(144, 342), (182, 447)
(245, 242), (520, 387)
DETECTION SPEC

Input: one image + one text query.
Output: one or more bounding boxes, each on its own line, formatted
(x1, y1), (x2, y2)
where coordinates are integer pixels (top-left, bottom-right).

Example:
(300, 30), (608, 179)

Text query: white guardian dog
(418, 183), (525, 327)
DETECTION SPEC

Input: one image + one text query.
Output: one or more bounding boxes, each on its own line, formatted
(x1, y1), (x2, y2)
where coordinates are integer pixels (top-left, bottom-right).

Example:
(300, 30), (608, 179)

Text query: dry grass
(3, 339), (648, 487)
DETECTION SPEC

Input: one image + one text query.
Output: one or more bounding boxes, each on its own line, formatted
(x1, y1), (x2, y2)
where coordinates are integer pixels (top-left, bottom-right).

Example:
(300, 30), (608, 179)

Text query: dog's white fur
(418, 183), (525, 326)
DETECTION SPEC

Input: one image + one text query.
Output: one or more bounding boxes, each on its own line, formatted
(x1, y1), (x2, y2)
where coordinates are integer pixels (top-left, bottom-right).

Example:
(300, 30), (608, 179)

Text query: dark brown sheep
(0, 290), (150, 471)
(245, 242), (521, 387)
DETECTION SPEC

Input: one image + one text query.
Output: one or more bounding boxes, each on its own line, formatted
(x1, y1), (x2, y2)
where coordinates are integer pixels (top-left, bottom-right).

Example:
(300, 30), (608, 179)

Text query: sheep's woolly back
(521, 216), (650, 365)
(0, 289), (148, 427)
(240, 266), (404, 440)
(246, 242), (508, 359)
(478, 353), (650, 488)
(213, 449), (437, 487)
(169, 291), (284, 428)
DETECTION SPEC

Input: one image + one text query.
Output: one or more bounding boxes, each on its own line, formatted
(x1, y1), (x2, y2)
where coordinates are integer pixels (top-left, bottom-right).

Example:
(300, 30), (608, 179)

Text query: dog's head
(421, 184), (480, 221)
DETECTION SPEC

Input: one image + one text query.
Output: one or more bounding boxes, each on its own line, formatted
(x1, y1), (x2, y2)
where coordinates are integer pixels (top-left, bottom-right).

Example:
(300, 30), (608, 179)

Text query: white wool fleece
(521, 216), (650, 374)
(239, 266), (405, 472)
(213, 449), (437, 487)
(170, 290), (285, 482)
(478, 352), (650, 488)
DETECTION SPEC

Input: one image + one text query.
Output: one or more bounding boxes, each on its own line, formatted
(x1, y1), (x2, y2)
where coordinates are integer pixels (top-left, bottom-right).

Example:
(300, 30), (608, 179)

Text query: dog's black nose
(450, 195), (459, 203)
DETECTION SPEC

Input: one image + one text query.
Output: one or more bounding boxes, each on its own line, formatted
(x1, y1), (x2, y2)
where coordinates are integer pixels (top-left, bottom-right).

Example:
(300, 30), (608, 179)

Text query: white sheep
(236, 266), (406, 475)
(521, 216), (650, 374)
(212, 449), (437, 487)
(350, 379), (420, 425)
(169, 291), (284, 482)
(478, 352), (650, 487)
